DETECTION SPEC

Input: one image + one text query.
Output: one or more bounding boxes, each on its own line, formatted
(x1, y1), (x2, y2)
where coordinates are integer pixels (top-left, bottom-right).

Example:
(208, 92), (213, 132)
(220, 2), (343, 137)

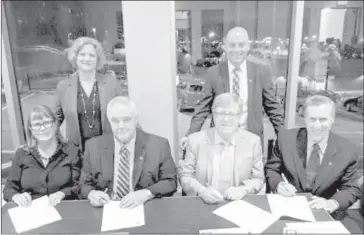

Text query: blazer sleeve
(185, 72), (214, 136)
(240, 137), (265, 194)
(59, 144), (83, 197)
(260, 64), (284, 135)
(77, 141), (96, 199)
(330, 150), (361, 210)
(147, 139), (177, 197)
(53, 82), (65, 126)
(3, 148), (25, 201)
(264, 134), (284, 191)
(178, 136), (205, 196)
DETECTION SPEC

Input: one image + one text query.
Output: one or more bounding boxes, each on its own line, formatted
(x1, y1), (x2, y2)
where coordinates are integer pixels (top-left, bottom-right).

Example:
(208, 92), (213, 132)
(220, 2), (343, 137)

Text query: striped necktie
(232, 67), (240, 98)
(116, 145), (130, 199)
(305, 143), (321, 191)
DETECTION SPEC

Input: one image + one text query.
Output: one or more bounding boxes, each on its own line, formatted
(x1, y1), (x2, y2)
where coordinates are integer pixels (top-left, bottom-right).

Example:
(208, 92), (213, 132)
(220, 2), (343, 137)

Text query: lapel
(294, 128), (309, 190)
(132, 128), (147, 188)
(233, 131), (246, 186)
(219, 62), (230, 93)
(312, 132), (337, 192)
(246, 61), (255, 131)
(66, 74), (78, 120)
(96, 73), (107, 127)
(204, 128), (216, 185)
(101, 134), (115, 185)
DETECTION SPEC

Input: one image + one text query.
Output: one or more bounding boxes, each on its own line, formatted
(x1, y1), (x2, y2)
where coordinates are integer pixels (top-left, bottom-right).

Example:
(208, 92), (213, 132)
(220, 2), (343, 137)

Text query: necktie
(116, 145), (130, 199)
(232, 67), (240, 98)
(305, 143), (321, 191)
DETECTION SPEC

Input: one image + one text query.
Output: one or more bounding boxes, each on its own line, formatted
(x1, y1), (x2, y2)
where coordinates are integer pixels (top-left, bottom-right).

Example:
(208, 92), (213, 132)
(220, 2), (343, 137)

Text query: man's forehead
(226, 28), (249, 42)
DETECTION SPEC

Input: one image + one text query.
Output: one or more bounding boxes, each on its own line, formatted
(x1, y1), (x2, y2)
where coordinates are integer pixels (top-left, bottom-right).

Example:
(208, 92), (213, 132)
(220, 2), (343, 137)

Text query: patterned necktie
(305, 143), (321, 191)
(116, 145), (130, 199)
(232, 67), (240, 98)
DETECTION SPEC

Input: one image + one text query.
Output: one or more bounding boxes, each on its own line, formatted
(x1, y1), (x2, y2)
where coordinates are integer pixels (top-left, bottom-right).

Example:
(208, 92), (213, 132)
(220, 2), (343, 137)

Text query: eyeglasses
(213, 111), (241, 119)
(30, 121), (53, 130)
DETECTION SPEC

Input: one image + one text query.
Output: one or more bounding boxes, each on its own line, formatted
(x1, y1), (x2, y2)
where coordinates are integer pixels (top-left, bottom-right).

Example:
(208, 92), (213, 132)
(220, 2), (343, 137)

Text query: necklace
(80, 81), (97, 129)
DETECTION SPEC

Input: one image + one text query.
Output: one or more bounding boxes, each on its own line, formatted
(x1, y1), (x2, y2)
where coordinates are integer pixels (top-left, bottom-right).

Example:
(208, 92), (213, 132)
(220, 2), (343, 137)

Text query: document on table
(199, 227), (250, 234)
(267, 194), (316, 222)
(8, 195), (62, 233)
(101, 201), (145, 232)
(285, 221), (350, 233)
(212, 200), (279, 234)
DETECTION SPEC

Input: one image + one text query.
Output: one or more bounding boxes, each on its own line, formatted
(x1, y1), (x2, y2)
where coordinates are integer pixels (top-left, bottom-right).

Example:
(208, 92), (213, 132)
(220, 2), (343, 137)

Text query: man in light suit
(265, 95), (360, 216)
(180, 27), (283, 149)
(179, 93), (264, 204)
(78, 96), (177, 208)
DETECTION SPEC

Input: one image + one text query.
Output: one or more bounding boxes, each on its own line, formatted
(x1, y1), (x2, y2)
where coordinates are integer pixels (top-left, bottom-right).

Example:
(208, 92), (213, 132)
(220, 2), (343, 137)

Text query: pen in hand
(281, 173), (297, 196)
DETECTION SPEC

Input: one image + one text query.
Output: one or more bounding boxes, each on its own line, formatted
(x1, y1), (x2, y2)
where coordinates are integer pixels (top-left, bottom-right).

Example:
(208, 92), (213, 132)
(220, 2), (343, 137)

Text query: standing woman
(54, 37), (124, 151)
(3, 105), (82, 206)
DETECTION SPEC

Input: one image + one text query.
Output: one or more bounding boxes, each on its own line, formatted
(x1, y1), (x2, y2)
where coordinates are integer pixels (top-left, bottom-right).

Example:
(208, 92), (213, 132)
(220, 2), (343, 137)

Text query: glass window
(296, 1), (363, 157)
(2, 1), (127, 153)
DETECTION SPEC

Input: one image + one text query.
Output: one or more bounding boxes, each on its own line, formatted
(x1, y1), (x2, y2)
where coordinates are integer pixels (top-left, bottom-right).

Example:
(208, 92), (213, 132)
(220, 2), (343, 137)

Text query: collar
(228, 60), (246, 73)
(214, 129), (236, 147)
(307, 133), (329, 153)
(114, 131), (137, 152)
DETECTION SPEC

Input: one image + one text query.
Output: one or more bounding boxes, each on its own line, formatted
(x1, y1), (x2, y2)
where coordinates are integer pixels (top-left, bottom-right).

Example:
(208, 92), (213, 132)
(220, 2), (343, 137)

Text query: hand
(309, 196), (339, 213)
(224, 186), (247, 201)
(277, 181), (297, 197)
(198, 186), (224, 204)
(12, 193), (32, 207)
(180, 137), (188, 150)
(48, 191), (65, 206)
(88, 190), (110, 207)
(119, 190), (150, 209)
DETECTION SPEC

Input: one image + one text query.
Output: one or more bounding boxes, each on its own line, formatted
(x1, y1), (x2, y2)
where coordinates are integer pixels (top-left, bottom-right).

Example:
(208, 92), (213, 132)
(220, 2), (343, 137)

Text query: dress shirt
(228, 61), (248, 128)
(3, 142), (82, 201)
(211, 131), (236, 195)
(113, 134), (136, 197)
(306, 134), (329, 166)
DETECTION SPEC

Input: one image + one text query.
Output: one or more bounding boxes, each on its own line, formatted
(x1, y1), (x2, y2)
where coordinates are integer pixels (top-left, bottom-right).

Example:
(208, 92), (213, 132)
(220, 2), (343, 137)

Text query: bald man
(181, 27), (284, 149)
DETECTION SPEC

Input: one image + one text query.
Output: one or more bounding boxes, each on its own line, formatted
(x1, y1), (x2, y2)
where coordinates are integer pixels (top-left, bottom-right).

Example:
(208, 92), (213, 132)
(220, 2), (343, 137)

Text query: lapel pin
(328, 162), (332, 166)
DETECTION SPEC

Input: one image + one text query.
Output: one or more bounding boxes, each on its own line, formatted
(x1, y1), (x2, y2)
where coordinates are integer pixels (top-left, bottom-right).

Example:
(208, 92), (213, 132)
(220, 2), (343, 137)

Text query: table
(1, 194), (333, 234)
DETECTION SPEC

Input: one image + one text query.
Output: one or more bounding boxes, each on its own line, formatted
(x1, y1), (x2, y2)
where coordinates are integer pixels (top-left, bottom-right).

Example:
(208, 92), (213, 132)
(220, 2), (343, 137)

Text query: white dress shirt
(228, 61), (248, 128)
(306, 134), (329, 166)
(112, 134), (136, 197)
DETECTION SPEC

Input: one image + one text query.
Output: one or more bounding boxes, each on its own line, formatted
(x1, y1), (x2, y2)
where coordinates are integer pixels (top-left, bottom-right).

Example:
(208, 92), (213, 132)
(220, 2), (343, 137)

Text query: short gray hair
(212, 93), (242, 113)
(304, 95), (336, 117)
(106, 96), (138, 119)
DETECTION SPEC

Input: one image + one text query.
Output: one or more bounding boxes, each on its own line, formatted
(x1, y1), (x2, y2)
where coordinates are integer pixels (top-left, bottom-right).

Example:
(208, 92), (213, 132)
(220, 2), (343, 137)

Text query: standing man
(78, 96), (177, 208)
(265, 95), (360, 217)
(180, 27), (283, 149)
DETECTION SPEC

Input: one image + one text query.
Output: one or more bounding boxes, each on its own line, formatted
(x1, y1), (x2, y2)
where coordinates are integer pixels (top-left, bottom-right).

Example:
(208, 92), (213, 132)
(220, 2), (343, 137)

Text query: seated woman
(3, 105), (82, 207)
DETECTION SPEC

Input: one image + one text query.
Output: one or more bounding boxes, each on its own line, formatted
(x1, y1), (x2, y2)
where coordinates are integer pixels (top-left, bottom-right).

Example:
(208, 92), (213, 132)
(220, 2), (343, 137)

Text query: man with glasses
(178, 93), (264, 204)
(180, 26), (283, 150)
(78, 96), (177, 208)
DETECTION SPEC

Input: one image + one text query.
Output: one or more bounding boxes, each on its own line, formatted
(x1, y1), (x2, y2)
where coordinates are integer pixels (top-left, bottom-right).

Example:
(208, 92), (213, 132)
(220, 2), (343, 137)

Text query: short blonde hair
(66, 37), (106, 70)
(304, 95), (336, 117)
(106, 96), (138, 119)
(212, 93), (243, 113)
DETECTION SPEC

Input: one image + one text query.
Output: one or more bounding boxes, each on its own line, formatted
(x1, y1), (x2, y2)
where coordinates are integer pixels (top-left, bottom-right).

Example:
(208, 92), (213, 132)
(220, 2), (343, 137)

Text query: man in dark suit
(265, 95), (361, 216)
(78, 96), (177, 208)
(180, 27), (284, 149)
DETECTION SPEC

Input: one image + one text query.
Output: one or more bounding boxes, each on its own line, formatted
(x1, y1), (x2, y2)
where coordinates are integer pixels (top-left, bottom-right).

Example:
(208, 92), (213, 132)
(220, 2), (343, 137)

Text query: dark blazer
(3, 142), (82, 201)
(186, 57), (284, 143)
(53, 72), (125, 150)
(341, 184), (363, 234)
(77, 129), (177, 199)
(265, 128), (361, 210)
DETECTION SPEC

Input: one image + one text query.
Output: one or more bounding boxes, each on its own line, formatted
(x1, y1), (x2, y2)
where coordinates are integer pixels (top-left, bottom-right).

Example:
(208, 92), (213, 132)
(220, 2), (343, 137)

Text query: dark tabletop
(1, 194), (333, 234)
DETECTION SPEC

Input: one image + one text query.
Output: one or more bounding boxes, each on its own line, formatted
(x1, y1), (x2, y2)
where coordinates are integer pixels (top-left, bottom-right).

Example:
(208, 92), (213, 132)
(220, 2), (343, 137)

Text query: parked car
(177, 75), (205, 113)
(343, 95), (363, 114)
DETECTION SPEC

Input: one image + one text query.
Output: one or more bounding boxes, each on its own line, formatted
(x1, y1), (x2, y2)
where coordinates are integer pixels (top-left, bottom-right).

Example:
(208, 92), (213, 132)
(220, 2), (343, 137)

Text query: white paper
(200, 227), (250, 234)
(101, 201), (145, 232)
(267, 194), (316, 222)
(285, 221), (350, 234)
(8, 195), (62, 233)
(213, 200), (279, 234)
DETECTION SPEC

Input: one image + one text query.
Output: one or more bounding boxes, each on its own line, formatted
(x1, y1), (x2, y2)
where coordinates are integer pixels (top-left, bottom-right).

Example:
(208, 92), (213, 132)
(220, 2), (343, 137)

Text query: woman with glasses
(54, 36), (125, 152)
(3, 105), (82, 207)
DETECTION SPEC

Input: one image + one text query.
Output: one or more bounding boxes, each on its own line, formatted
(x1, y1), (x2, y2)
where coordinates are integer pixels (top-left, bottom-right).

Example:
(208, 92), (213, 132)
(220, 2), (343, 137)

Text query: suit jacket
(186, 58), (284, 143)
(265, 128), (361, 210)
(77, 129), (177, 199)
(341, 184), (363, 234)
(178, 127), (265, 196)
(53, 72), (125, 150)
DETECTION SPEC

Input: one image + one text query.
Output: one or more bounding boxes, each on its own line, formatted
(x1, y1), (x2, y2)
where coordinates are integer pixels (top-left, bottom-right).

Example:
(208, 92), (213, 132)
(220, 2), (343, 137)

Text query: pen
(281, 173), (289, 183)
